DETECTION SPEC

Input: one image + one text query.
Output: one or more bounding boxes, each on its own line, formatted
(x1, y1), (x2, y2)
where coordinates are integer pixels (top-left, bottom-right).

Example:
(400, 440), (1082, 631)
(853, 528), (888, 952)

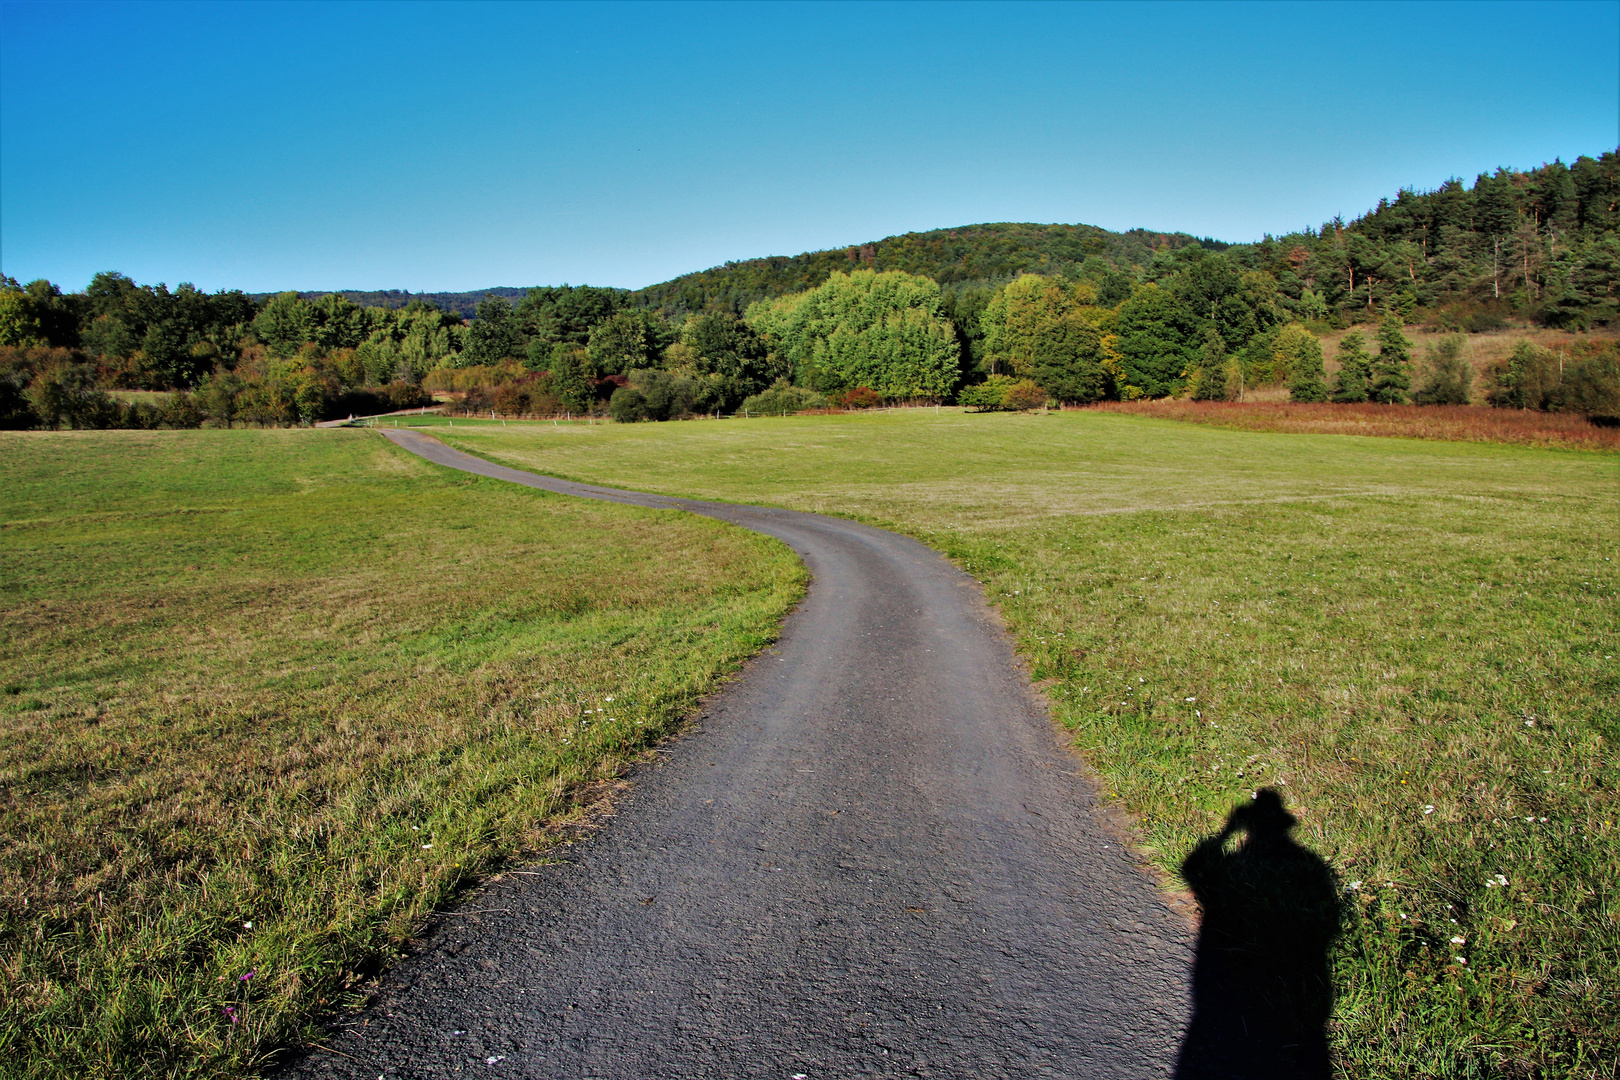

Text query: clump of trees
(744, 270), (961, 401)
(1485, 339), (1619, 416)
(1413, 336), (1472, 405)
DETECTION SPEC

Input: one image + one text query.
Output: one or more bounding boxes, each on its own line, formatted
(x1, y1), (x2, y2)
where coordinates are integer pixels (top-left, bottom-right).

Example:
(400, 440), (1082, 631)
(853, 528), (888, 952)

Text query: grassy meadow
(0, 429), (805, 1077)
(419, 409), (1619, 1078)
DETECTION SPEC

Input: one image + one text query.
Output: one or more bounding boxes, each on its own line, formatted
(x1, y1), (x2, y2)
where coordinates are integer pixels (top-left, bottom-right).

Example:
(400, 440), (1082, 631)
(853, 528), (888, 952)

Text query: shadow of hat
(1247, 788), (1297, 833)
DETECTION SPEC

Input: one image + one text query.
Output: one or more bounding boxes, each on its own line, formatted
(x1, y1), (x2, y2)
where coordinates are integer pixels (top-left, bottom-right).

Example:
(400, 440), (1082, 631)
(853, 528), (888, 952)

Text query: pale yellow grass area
(1317, 323), (1619, 391)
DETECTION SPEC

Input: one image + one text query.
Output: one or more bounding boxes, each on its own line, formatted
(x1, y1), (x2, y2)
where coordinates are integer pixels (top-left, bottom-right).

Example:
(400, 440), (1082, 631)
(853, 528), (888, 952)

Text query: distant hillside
(628, 222), (1225, 318)
(247, 223), (1223, 320)
(246, 287), (536, 319)
(230, 147), (1620, 332)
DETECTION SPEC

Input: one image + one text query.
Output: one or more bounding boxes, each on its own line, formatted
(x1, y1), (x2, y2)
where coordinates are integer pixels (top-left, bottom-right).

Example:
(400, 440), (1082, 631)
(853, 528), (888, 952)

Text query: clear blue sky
(2, 0), (1615, 293)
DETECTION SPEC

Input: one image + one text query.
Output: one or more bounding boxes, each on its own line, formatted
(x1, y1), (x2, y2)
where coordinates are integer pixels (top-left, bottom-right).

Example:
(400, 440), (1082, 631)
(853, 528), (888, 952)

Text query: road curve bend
(288, 428), (1194, 1079)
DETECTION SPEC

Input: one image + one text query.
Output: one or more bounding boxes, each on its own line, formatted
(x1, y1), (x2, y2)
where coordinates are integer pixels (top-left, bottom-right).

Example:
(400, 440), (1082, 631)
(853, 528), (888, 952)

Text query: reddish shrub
(838, 386), (882, 410)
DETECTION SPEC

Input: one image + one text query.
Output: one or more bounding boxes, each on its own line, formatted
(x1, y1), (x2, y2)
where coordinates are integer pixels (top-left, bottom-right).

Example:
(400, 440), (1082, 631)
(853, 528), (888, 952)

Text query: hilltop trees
(462, 295), (522, 365)
(517, 285), (629, 354)
(629, 152), (1616, 337)
(69, 273), (255, 389)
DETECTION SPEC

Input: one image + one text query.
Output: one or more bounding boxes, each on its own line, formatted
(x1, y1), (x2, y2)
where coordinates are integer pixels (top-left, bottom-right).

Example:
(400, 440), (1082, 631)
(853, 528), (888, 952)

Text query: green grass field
(419, 409), (1619, 1078)
(0, 429), (804, 1078)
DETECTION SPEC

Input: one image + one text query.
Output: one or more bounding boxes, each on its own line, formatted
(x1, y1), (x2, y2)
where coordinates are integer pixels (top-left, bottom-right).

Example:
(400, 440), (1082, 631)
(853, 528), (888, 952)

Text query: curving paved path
(286, 428), (1194, 1079)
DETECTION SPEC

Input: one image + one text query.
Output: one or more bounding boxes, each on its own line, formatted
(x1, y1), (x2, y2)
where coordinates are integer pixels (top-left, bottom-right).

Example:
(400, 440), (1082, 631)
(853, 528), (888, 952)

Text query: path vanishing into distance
(286, 428), (1195, 1079)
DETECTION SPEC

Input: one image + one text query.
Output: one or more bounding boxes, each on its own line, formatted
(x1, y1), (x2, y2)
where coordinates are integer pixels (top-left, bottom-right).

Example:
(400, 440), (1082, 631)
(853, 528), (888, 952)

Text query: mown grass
(0, 429), (804, 1078)
(425, 409), (1619, 1079)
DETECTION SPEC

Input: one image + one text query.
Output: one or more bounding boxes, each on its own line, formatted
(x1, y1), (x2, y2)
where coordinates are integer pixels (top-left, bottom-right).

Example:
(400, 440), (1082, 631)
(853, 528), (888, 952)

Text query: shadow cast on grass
(1176, 789), (1341, 1080)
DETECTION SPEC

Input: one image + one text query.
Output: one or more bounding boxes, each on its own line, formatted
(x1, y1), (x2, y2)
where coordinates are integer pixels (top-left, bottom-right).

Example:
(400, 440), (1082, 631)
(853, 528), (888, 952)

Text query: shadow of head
(1176, 788), (1341, 1080)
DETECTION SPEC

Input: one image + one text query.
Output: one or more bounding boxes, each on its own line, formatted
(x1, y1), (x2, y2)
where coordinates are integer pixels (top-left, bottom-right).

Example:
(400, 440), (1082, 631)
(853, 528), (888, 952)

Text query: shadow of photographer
(1176, 789), (1340, 1080)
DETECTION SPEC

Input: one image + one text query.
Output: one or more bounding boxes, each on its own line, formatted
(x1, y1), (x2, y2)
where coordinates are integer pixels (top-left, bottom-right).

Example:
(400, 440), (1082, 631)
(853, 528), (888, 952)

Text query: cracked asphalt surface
(281, 428), (1194, 1078)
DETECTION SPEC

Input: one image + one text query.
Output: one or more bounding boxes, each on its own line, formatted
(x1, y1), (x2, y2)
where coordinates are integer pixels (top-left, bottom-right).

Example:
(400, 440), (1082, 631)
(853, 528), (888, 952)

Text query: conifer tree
(1330, 330), (1371, 402)
(1370, 316), (1413, 404)
(1287, 332), (1330, 402)
(1192, 326), (1227, 401)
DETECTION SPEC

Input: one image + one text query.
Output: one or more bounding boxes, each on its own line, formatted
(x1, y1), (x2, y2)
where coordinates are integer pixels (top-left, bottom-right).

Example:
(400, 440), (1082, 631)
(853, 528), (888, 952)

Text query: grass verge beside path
(426, 410), (1619, 1078)
(0, 429), (804, 1078)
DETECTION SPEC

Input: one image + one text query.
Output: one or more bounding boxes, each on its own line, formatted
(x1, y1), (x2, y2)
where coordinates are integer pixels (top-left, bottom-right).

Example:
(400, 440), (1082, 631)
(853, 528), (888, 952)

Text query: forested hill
(629, 223), (1223, 318)
(260, 224), (1223, 320)
(239, 147), (1618, 328)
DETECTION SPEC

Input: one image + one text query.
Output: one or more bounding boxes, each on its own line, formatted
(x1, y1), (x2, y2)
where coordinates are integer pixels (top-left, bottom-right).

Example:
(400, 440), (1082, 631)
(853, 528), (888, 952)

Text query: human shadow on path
(1175, 789), (1340, 1080)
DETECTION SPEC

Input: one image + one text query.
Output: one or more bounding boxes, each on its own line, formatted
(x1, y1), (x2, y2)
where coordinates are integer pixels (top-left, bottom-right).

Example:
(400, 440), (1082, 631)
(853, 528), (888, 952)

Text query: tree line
(2, 150), (1615, 428)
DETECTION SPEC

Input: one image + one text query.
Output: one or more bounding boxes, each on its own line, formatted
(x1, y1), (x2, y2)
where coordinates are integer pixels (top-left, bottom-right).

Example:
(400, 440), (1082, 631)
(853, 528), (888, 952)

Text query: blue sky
(2, 0), (1615, 293)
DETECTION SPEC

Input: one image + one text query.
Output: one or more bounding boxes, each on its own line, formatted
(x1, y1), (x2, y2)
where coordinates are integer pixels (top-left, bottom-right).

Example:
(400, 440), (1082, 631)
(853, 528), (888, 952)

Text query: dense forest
(2, 151), (1615, 428)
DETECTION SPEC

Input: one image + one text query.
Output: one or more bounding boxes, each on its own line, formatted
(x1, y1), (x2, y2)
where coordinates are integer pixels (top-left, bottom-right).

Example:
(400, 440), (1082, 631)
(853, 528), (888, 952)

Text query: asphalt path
(285, 428), (1194, 1078)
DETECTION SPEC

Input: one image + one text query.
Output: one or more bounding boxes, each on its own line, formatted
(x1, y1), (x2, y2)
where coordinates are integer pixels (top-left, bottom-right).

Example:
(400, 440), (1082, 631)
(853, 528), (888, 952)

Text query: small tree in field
(1370, 317), (1413, 404)
(1331, 331), (1371, 403)
(1287, 331), (1330, 402)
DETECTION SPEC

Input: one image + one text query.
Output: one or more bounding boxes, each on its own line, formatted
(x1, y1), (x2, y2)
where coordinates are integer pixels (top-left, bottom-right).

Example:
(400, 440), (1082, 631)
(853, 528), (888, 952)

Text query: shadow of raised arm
(1176, 789), (1340, 1080)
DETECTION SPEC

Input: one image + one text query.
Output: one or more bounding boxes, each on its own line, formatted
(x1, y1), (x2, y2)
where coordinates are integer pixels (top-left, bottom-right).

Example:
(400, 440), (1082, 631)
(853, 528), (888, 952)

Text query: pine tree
(1192, 326), (1228, 401)
(1370, 316), (1413, 404)
(1330, 330), (1371, 402)
(1287, 332), (1329, 402)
